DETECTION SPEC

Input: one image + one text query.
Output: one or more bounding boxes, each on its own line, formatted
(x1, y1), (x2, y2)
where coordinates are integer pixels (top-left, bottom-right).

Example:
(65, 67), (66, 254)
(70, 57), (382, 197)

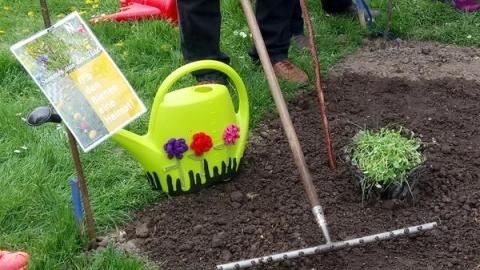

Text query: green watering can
(112, 60), (249, 195)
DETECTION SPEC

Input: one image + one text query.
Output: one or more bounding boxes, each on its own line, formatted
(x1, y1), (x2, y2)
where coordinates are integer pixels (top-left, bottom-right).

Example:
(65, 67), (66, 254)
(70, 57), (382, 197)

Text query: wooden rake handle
(239, 0), (320, 208)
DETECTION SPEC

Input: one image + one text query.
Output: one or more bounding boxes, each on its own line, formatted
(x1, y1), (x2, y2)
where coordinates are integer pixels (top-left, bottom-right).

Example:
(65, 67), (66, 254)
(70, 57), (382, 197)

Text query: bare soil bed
(119, 41), (480, 270)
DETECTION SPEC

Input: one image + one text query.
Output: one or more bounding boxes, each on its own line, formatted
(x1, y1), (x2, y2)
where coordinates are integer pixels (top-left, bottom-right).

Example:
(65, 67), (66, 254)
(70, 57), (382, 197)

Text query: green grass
(1, 0), (480, 269)
(351, 128), (424, 200)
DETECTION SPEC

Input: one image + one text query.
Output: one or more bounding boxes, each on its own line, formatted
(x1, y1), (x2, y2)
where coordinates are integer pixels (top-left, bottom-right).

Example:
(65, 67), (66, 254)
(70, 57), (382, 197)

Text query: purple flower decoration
(164, 138), (188, 159)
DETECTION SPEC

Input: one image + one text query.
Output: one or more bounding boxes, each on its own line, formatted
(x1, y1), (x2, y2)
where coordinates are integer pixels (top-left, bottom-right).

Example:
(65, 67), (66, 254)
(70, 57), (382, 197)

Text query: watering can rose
(190, 132), (213, 156)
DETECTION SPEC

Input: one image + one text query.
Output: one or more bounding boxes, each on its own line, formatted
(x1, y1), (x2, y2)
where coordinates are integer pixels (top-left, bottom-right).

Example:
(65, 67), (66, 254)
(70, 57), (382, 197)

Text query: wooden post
(385, 0), (394, 40)
(298, 0), (336, 169)
(66, 131), (97, 249)
(38, 0), (51, 28)
(38, 0), (97, 249)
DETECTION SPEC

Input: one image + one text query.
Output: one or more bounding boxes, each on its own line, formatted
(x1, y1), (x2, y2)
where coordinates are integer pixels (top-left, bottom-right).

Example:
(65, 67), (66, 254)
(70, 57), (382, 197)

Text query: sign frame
(11, 12), (146, 152)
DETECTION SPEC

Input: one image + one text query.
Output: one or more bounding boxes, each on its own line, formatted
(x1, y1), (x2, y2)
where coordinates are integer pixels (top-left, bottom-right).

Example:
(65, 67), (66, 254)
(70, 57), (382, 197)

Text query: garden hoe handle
(240, 0), (331, 243)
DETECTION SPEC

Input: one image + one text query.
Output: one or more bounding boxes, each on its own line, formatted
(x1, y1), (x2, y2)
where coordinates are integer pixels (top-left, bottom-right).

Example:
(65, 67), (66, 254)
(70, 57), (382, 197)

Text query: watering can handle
(152, 60), (249, 127)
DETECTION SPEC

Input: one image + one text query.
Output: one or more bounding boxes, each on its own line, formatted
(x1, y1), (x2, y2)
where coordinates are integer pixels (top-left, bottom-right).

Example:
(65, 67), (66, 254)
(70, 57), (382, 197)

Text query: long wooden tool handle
(299, 0), (336, 169)
(385, 0), (393, 40)
(39, 0), (51, 28)
(240, 0), (320, 207)
(67, 130), (97, 249)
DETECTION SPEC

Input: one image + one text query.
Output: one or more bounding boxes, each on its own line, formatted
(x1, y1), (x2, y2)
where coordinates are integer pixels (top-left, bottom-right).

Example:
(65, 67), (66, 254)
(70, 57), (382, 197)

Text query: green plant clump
(352, 128), (424, 196)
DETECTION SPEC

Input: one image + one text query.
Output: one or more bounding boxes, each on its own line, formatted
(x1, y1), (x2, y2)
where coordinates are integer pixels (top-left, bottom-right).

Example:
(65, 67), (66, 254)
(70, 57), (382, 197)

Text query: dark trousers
(322, 0), (352, 13)
(291, 0), (304, 36)
(178, 0), (297, 81)
(177, 0), (352, 81)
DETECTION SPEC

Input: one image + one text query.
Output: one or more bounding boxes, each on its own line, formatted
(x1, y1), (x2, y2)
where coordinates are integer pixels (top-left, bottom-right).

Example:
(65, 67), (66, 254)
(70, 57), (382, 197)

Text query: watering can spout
(112, 129), (158, 166)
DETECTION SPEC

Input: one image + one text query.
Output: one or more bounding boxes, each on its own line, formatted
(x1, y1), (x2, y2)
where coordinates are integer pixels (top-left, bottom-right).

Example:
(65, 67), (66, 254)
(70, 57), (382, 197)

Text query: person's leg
(250, 0), (308, 83)
(251, 0), (294, 63)
(290, 1), (304, 37)
(290, 0), (309, 49)
(321, 0), (353, 14)
(177, 0), (229, 83)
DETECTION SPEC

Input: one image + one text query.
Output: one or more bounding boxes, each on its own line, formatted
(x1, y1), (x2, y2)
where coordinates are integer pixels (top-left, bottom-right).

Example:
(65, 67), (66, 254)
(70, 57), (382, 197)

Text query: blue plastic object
(70, 177), (84, 225)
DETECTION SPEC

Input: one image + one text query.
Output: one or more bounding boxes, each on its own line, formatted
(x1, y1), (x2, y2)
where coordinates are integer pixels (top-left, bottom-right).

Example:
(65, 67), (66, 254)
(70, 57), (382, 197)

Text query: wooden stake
(39, 0), (51, 28)
(38, 0), (97, 249)
(66, 130), (97, 249)
(385, 0), (394, 40)
(299, 0), (336, 169)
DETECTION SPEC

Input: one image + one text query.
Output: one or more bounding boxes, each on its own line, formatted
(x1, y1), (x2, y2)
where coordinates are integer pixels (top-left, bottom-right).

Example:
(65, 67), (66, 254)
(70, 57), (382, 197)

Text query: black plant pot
(343, 129), (426, 201)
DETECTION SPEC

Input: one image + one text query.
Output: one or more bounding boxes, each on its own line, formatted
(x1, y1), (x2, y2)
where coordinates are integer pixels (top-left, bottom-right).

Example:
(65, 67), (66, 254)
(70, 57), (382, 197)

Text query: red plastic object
(91, 0), (177, 24)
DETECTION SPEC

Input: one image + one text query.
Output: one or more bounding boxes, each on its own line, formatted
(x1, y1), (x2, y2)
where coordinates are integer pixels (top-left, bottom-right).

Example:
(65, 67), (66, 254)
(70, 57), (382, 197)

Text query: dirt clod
(230, 191), (245, 203)
(211, 232), (227, 248)
(135, 223), (149, 238)
(221, 249), (233, 261)
(193, 224), (204, 235)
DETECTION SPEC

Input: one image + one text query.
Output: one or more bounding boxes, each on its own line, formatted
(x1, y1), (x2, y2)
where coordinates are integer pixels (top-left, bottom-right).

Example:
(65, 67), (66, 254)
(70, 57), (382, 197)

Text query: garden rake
(216, 1), (438, 269)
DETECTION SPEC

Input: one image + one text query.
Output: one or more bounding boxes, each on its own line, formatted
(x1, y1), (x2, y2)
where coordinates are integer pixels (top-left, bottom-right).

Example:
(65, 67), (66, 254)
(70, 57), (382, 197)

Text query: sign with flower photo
(10, 12), (146, 152)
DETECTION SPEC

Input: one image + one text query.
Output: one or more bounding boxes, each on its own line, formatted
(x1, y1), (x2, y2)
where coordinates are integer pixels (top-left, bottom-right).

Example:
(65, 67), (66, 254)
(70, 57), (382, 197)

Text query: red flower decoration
(190, 132), (213, 156)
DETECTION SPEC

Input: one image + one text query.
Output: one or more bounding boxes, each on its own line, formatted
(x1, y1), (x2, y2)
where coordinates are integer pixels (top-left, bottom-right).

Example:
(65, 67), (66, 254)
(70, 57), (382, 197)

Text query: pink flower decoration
(223, 124), (240, 145)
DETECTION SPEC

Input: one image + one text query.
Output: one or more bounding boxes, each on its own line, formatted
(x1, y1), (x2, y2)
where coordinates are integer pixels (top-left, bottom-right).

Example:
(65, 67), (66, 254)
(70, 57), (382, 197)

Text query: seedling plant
(351, 127), (424, 201)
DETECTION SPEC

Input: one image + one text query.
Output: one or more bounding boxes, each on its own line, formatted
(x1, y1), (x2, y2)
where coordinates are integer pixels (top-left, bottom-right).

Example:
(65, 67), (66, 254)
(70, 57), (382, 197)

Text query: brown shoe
(273, 60), (308, 84)
(292, 34), (309, 50)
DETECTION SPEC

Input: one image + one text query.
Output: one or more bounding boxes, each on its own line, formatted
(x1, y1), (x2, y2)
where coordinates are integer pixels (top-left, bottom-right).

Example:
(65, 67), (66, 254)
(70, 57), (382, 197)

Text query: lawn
(0, 0), (479, 269)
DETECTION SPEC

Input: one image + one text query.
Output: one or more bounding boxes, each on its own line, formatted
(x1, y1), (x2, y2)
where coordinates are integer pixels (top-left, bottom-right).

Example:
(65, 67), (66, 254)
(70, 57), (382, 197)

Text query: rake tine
(216, 222), (437, 270)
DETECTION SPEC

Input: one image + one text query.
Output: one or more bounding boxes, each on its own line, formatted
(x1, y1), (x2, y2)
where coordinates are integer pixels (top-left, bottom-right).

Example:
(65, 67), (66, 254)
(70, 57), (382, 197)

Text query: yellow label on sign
(69, 52), (143, 132)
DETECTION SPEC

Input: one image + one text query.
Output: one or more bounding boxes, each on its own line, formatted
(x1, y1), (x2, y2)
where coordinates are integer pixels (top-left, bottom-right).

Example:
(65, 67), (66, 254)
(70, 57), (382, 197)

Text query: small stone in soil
(421, 48), (431, 55)
(231, 202), (242, 209)
(193, 224), (204, 235)
(179, 242), (194, 252)
(243, 225), (256, 234)
(97, 236), (111, 247)
(123, 239), (140, 253)
(246, 192), (259, 200)
(214, 218), (228, 225)
(212, 232), (227, 248)
(118, 230), (127, 243)
(135, 223), (149, 238)
(441, 145), (452, 154)
(221, 249), (233, 261)
(230, 191), (245, 203)
(442, 195), (452, 203)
